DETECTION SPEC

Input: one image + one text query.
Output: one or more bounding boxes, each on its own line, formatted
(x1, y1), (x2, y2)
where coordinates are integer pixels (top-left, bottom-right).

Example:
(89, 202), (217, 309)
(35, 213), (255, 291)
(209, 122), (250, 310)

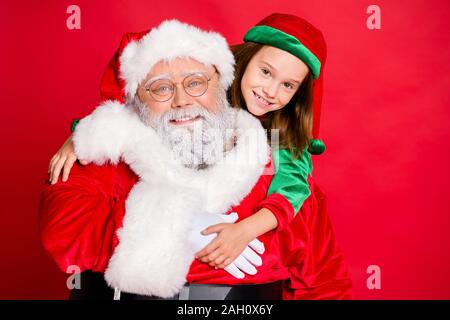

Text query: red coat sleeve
(38, 163), (136, 274)
(257, 193), (294, 232)
(281, 178), (353, 299)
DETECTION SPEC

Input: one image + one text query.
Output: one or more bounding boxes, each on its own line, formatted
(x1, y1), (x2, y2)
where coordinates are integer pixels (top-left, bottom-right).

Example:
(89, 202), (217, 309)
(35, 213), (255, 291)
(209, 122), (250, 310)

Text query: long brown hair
(228, 42), (314, 159)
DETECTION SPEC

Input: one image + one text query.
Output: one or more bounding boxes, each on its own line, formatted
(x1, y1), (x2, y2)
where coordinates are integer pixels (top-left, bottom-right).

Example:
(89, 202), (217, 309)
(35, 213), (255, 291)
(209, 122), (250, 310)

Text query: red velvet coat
(39, 161), (352, 299)
(40, 159), (294, 285)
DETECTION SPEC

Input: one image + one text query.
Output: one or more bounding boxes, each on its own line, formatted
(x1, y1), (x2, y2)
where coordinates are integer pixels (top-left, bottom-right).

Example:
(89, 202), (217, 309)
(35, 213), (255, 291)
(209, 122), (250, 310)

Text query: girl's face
(240, 45), (309, 116)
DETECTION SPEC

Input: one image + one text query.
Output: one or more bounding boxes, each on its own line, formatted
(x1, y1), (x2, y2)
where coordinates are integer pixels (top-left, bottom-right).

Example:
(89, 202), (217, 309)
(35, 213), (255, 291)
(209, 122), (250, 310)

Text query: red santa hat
(244, 13), (327, 155)
(118, 19), (235, 98)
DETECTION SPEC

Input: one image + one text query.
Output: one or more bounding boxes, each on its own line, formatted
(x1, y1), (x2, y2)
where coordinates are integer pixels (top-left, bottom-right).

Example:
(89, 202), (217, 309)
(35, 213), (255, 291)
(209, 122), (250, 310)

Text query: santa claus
(39, 19), (291, 300)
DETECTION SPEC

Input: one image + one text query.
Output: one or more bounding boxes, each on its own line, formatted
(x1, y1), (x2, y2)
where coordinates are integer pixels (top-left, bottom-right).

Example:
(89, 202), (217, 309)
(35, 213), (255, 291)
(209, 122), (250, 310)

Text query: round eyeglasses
(141, 71), (216, 102)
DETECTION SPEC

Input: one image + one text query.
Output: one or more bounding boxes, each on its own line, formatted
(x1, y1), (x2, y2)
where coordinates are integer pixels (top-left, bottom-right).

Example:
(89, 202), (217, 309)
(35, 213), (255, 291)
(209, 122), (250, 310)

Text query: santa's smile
(169, 115), (202, 125)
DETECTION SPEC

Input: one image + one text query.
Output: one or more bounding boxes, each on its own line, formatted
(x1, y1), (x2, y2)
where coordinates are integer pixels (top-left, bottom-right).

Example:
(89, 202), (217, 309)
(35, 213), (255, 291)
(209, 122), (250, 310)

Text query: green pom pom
(308, 139), (326, 155)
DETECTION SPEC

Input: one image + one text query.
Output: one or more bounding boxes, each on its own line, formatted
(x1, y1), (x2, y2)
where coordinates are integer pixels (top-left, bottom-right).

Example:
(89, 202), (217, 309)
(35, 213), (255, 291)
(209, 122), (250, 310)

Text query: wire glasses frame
(141, 70), (217, 102)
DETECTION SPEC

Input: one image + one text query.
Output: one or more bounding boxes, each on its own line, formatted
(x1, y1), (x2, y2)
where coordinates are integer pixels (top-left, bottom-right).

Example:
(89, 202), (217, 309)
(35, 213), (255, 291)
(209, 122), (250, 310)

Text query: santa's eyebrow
(145, 71), (207, 84)
(179, 70), (208, 77)
(145, 73), (171, 83)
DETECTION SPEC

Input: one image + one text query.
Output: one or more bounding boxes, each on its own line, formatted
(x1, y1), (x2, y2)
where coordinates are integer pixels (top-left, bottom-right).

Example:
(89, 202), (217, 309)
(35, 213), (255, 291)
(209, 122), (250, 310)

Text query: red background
(1, 0), (449, 299)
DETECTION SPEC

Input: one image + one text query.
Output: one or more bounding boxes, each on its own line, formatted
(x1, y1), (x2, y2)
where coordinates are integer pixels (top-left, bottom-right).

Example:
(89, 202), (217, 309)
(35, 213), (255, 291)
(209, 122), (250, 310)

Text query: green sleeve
(71, 119), (80, 133)
(267, 148), (313, 214)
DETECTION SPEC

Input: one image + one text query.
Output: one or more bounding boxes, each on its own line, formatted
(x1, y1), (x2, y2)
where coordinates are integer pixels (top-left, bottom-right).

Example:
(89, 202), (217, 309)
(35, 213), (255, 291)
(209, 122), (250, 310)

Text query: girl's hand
(195, 221), (256, 269)
(48, 135), (89, 184)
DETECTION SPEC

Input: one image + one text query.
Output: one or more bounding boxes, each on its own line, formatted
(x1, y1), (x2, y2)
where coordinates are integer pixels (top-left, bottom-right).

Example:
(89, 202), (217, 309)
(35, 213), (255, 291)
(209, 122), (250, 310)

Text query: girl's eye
(261, 68), (270, 76)
(283, 82), (294, 90)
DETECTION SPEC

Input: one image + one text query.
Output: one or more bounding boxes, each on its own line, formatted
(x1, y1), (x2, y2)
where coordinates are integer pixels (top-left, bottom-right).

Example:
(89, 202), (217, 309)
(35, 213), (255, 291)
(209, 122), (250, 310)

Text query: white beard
(73, 99), (269, 298)
(133, 88), (235, 169)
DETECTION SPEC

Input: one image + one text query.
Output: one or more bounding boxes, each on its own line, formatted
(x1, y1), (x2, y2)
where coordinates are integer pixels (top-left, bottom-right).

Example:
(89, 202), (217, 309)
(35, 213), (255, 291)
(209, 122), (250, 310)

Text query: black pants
(70, 271), (283, 300)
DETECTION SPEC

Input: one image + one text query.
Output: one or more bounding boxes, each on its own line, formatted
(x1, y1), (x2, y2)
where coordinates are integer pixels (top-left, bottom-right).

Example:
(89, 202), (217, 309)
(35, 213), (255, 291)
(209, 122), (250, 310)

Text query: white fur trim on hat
(120, 19), (235, 97)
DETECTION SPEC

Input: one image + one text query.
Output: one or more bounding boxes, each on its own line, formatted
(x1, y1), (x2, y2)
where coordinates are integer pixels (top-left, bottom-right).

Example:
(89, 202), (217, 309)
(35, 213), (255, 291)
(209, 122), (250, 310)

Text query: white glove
(189, 212), (265, 279)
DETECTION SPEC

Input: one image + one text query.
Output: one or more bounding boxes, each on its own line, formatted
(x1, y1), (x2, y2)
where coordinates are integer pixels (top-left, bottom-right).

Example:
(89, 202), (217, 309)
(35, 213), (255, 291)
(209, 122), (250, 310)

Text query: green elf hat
(244, 13), (327, 155)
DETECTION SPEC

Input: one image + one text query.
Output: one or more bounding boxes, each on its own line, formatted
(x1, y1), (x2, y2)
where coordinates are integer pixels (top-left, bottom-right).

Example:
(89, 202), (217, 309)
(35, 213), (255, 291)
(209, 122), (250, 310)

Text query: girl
(47, 13), (352, 299)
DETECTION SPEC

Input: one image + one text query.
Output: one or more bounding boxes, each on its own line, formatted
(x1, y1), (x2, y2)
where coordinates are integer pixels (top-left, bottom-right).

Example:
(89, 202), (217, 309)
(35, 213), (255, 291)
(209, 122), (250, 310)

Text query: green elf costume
(244, 12), (326, 226)
(243, 13), (352, 299)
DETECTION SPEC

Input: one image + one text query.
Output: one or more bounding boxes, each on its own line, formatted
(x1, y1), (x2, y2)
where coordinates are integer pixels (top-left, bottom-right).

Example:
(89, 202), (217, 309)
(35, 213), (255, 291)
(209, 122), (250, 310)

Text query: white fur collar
(73, 101), (269, 297)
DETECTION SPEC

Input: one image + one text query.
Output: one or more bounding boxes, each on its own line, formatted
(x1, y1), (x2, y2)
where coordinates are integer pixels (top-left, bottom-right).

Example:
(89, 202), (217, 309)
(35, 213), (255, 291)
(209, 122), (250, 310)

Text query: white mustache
(159, 105), (213, 125)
